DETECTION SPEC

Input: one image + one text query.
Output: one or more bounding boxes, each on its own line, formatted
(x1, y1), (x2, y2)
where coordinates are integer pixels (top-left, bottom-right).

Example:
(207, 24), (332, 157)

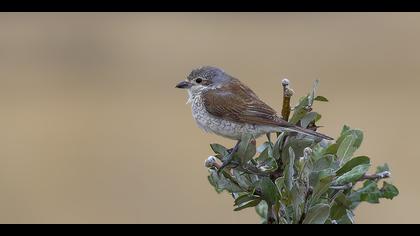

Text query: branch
(205, 156), (270, 178)
(262, 78), (297, 224)
(270, 78), (294, 179)
(330, 171), (391, 190)
(281, 78), (294, 122)
(360, 171), (391, 181)
(267, 204), (278, 224)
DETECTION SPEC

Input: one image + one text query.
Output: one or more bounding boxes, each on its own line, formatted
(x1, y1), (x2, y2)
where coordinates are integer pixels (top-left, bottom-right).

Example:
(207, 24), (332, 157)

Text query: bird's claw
(217, 159), (239, 175)
(217, 153), (239, 175)
(217, 140), (241, 175)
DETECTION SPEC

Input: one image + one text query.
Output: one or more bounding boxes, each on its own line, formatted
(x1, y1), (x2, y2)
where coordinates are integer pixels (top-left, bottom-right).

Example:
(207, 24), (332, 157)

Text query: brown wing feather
(202, 78), (292, 127)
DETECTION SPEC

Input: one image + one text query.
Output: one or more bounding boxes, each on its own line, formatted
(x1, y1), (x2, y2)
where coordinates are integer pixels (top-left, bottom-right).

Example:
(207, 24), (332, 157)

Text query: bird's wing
(202, 78), (292, 127)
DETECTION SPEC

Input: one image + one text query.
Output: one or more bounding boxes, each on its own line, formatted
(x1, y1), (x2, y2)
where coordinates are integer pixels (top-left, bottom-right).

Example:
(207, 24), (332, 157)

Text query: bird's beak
(175, 80), (193, 89)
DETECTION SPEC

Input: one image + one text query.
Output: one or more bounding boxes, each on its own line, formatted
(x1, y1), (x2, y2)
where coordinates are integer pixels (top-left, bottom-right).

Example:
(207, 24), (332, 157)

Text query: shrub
(205, 79), (398, 224)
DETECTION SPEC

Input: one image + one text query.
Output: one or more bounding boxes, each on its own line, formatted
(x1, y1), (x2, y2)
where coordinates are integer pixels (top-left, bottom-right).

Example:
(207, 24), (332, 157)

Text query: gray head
(175, 66), (230, 91)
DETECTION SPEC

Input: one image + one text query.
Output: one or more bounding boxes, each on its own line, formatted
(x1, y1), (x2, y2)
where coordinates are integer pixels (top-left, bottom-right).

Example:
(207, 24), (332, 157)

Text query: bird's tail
(284, 126), (333, 140)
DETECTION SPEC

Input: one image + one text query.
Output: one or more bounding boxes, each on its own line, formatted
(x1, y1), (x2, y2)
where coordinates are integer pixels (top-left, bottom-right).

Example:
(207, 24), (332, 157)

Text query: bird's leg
(218, 140), (241, 174)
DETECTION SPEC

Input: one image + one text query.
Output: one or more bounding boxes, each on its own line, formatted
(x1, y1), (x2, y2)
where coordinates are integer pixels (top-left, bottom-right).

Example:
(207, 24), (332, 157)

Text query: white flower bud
(378, 171), (391, 178)
(303, 147), (313, 157)
(205, 156), (217, 168)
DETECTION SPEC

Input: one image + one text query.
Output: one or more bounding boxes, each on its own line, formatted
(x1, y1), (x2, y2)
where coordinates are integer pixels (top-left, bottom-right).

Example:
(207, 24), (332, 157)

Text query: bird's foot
(217, 140), (241, 175)
(217, 157), (239, 175)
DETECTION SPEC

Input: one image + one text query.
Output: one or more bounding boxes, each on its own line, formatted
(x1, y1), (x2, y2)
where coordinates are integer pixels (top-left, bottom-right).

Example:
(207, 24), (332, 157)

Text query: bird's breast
(190, 96), (277, 140)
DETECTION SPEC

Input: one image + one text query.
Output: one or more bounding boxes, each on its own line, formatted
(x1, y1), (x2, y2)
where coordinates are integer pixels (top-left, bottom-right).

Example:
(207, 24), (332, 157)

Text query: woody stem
(281, 78), (293, 122)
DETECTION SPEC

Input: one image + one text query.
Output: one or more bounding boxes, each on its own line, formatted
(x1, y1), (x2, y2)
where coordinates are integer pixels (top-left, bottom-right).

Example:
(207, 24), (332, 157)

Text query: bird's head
(175, 66), (230, 96)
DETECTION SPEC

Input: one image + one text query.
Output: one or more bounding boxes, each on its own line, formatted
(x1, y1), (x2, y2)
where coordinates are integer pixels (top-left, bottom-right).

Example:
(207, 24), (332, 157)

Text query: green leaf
(311, 142), (327, 161)
(249, 174), (260, 185)
(349, 180), (376, 199)
(315, 113), (322, 122)
(336, 156), (370, 176)
(309, 168), (335, 189)
(336, 135), (357, 165)
(285, 147), (296, 191)
(256, 147), (269, 160)
(256, 148), (278, 173)
(210, 143), (228, 157)
(340, 125), (351, 137)
(324, 143), (338, 155)
(275, 177), (285, 197)
(349, 180), (382, 205)
(208, 169), (243, 193)
(235, 134), (256, 164)
(308, 172), (320, 189)
(334, 164), (370, 185)
(376, 163), (390, 174)
(302, 204), (330, 224)
(300, 112), (321, 129)
(337, 129), (363, 150)
(282, 137), (313, 164)
(232, 169), (253, 189)
(311, 175), (334, 202)
(290, 184), (306, 223)
(381, 182), (399, 200)
(330, 192), (352, 220)
(312, 155), (334, 172)
(234, 194), (260, 206)
(308, 79), (320, 106)
(255, 200), (268, 219)
(365, 193), (381, 204)
(234, 199), (262, 211)
(257, 177), (280, 204)
(336, 127), (364, 167)
(290, 96), (310, 124)
(314, 96), (329, 102)
(207, 176), (222, 194)
(272, 132), (286, 160)
(257, 158), (278, 173)
(337, 210), (355, 224)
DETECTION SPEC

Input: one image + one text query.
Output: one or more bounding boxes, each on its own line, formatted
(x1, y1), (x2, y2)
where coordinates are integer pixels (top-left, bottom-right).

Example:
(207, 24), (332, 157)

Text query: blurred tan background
(0, 12), (418, 224)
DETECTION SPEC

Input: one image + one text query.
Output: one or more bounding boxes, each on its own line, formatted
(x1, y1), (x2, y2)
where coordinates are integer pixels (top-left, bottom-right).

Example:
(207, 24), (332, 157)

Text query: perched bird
(176, 66), (332, 170)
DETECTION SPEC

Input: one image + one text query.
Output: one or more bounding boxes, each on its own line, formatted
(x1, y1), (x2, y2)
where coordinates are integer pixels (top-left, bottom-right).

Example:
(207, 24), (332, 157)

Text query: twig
(263, 78), (296, 224)
(269, 79), (294, 180)
(360, 171), (391, 181)
(330, 171), (391, 190)
(238, 165), (270, 177)
(281, 78), (294, 122)
(267, 203), (278, 224)
(330, 183), (353, 190)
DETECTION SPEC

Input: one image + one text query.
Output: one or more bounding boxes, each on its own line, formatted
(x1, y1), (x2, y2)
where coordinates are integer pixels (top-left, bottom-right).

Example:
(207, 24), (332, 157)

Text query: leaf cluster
(206, 82), (398, 224)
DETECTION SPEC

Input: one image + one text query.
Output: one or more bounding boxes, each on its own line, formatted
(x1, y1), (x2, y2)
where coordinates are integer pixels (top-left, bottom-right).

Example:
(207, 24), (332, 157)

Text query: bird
(176, 66), (332, 171)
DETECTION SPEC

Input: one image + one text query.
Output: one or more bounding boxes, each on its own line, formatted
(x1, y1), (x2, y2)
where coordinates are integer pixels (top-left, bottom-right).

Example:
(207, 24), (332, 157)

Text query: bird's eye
(195, 78), (203, 83)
